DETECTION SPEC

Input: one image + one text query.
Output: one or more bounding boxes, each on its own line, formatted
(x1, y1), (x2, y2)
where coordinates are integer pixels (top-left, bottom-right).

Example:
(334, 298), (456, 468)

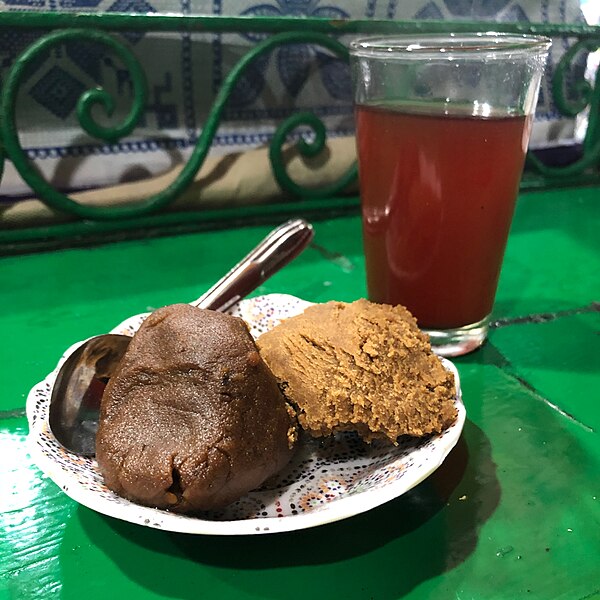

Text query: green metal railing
(0, 13), (599, 253)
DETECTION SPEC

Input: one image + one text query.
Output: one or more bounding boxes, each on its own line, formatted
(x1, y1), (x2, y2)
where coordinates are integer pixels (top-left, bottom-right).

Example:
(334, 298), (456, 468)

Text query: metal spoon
(49, 218), (314, 457)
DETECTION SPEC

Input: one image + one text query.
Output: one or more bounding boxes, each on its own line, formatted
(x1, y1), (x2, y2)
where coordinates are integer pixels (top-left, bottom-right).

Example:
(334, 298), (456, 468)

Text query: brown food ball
(96, 304), (297, 512)
(257, 299), (456, 443)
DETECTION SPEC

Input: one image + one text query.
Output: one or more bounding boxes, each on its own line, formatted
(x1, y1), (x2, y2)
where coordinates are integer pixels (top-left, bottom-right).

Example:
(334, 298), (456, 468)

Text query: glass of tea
(349, 33), (551, 356)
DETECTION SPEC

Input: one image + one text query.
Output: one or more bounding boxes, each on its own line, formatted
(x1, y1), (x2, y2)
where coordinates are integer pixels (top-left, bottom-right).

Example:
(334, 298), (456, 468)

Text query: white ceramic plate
(27, 293), (466, 535)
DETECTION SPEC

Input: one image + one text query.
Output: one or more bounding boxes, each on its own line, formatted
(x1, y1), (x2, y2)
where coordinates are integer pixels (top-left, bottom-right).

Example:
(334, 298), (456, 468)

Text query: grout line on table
(0, 408), (26, 420)
(576, 589), (600, 600)
(489, 344), (595, 434)
(310, 243), (355, 273)
(490, 302), (599, 329)
(511, 372), (595, 433)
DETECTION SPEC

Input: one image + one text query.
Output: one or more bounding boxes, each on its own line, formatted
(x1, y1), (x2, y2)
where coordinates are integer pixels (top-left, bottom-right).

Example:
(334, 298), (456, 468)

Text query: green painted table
(1, 185), (599, 600)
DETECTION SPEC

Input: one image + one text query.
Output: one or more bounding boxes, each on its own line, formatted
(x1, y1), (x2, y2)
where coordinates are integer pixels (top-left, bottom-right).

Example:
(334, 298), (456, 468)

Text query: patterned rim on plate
(26, 293), (466, 535)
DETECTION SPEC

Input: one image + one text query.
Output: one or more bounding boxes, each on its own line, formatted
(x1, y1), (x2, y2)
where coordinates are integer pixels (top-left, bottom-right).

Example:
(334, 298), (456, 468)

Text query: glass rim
(349, 32), (552, 59)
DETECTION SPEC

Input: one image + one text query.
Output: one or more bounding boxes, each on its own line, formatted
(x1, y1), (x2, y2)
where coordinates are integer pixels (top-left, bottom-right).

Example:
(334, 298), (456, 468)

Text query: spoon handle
(191, 218), (314, 313)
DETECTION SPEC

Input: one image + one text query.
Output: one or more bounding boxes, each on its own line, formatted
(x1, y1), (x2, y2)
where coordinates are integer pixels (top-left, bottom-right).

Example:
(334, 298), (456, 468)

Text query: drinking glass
(349, 33), (551, 356)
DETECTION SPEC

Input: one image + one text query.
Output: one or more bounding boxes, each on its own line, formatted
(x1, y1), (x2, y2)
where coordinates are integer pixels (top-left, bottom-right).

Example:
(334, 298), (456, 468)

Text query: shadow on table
(64, 420), (500, 600)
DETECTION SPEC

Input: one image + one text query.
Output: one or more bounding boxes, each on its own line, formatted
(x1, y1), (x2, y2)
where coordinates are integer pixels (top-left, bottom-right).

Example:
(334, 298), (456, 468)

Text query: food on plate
(96, 303), (297, 512)
(257, 299), (456, 443)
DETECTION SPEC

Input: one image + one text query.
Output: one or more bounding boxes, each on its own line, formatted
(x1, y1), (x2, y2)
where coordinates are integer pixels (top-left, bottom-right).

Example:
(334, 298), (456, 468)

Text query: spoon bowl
(49, 334), (130, 456)
(49, 219), (313, 456)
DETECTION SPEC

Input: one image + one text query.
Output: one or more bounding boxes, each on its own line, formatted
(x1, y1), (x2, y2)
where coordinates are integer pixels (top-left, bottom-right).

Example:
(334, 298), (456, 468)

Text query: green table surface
(1, 186), (599, 600)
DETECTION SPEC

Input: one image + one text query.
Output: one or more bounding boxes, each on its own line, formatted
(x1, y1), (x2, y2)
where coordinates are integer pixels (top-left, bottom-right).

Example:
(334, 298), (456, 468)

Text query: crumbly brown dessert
(96, 304), (297, 513)
(257, 299), (456, 443)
